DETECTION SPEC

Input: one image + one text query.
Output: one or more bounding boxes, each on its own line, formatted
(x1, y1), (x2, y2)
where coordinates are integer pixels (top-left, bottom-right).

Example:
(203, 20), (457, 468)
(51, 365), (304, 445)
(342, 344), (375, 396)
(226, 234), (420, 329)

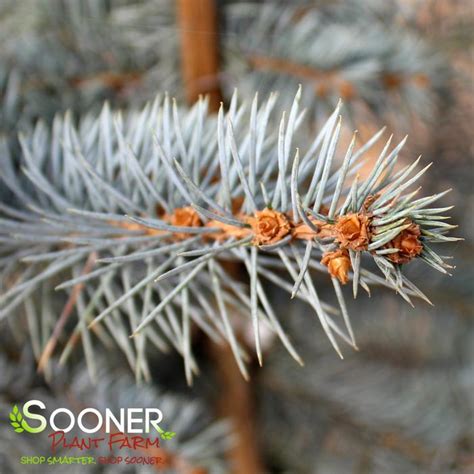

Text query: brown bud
(169, 206), (202, 239)
(335, 213), (370, 250)
(321, 249), (351, 284)
(247, 208), (291, 245)
(385, 223), (423, 264)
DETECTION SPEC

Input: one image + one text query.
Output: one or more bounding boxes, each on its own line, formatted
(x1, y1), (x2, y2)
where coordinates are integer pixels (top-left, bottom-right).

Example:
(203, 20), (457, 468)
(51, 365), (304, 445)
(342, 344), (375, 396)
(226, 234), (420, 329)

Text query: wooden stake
(177, 0), (222, 112)
(211, 341), (264, 474)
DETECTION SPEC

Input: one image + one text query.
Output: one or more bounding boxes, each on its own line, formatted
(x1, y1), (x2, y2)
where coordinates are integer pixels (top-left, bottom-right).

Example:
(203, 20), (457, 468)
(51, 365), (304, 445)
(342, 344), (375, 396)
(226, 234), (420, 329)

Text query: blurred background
(0, 0), (473, 473)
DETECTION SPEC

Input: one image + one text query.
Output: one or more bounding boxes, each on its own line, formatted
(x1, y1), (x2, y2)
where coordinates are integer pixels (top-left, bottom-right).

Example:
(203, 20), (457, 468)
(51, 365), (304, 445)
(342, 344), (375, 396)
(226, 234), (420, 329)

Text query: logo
(10, 400), (177, 467)
(9, 400), (175, 439)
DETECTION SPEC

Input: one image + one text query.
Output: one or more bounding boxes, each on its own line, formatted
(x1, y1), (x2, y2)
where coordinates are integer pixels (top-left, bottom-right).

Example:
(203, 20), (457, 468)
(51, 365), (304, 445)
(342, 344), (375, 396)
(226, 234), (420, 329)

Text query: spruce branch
(223, 1), (448, 124)
(0, 89), (458, 382)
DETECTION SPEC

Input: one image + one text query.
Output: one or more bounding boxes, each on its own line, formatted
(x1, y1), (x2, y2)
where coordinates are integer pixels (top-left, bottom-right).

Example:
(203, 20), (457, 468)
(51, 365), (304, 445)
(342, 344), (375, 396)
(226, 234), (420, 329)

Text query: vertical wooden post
(177, 3), (264, 473)
(177, 0), (222, 112)
(212, 343), (264, 474)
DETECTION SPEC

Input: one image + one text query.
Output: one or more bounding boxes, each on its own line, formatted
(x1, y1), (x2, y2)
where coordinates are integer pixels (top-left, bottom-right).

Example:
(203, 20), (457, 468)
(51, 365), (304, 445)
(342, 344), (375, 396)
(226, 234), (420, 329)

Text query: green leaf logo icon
(9, 404), (39, 434)
(160, 431), (176, 440)
(156, 425), (176, 440)
(10, 405), (25, 433)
